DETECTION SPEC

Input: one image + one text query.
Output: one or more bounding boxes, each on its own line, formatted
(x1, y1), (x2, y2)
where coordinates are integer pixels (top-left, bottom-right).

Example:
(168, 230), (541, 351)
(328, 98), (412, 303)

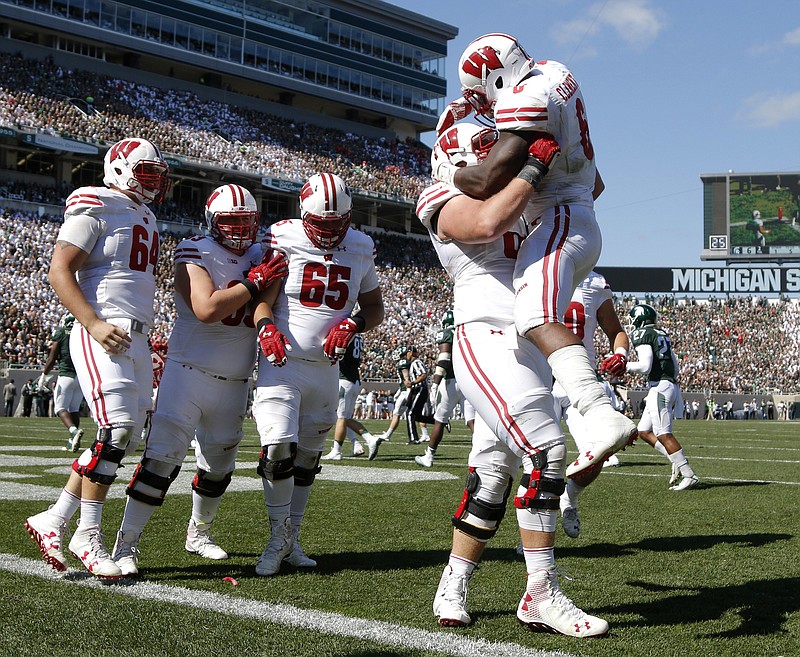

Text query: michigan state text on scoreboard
(596, 267), (800, 295)
(701, 171), (800, 261)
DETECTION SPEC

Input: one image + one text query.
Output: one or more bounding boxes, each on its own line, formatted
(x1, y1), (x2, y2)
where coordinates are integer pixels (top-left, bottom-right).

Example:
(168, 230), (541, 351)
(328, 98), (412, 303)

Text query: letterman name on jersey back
(493, 60), (596, 212)
(264, 219), (379, 362)
(59, 186), (159, 325)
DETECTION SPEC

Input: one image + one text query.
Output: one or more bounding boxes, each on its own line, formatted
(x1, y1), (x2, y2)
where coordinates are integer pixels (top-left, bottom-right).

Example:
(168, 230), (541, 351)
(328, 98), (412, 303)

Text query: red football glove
(258, 319), (291, 367)
(600, 353), (627, 377)
(516, 134), (561, 187)
(245, 250), (288, 296)
(528, 134), (561, 167)
(323, 317), (363, 364)
(435, 97), (474, 135)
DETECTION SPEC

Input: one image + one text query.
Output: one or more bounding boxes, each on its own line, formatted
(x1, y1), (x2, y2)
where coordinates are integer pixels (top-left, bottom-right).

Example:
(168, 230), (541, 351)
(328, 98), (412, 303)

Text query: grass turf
(1, 416), (798, 657)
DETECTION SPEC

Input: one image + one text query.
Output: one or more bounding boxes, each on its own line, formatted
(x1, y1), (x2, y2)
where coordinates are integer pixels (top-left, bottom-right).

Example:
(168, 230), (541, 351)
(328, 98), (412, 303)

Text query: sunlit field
(1, 416), (798, 657)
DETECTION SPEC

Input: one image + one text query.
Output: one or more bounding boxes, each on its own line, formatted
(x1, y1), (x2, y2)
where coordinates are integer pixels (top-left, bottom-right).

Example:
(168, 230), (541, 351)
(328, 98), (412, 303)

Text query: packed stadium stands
(0, 52), (430, 202)
(2, 202), (800, 395)
(1, 50), (799, 396)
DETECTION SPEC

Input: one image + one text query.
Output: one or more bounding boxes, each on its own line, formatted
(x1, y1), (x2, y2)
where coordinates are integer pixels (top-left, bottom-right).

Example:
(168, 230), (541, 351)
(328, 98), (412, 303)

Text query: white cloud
(783, 26), (800, 46)
(739, 92), (800, 128)
(553, 0), (665, 51)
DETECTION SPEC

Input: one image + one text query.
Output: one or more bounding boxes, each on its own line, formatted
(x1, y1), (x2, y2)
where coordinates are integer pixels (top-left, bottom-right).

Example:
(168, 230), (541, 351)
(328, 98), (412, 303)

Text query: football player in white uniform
(251, 173), (384, 576)
(553, 271), (631, 538)
(110, 184), (288, 577)
(433, 33), (637, 480)
(420, 123), (608, 638)
(25, 138), (171, 578)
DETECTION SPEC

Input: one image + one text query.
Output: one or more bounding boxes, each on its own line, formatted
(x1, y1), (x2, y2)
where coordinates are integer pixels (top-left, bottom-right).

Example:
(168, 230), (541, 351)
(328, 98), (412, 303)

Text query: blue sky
(396, 0), (800, 268)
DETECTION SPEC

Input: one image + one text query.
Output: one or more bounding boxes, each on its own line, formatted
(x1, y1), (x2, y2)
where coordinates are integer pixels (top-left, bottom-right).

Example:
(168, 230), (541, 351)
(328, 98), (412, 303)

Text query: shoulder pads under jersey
(416, 182), (463, 230)
(65, 186), (106, 217)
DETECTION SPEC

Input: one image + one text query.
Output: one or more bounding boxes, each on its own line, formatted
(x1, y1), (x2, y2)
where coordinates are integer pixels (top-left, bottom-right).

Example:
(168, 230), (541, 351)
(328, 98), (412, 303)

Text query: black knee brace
(514, 448), (566, 511)
(294, 464), (322, 487)
(73, 428), (126, 485)
(256, 446), (295, 480)
(192, 468), (233, 498)
(451, 467), (513, 541)
(126, 458), (181, 506)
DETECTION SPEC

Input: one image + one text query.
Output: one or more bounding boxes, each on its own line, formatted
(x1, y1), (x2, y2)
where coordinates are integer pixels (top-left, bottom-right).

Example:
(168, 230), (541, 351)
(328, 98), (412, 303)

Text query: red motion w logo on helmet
(205, 189), (221, 210)
(438, 127), (461, 152)
(461, 46), (503, 78)
(109, 139), (141, 161)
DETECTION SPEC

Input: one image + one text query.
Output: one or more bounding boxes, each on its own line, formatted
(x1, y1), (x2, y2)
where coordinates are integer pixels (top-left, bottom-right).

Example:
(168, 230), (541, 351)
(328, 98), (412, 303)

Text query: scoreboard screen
(701, 172), (800, 261)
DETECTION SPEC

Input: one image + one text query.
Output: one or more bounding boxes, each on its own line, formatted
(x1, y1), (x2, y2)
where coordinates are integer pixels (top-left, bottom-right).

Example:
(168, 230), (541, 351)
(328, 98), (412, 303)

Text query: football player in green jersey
(39, 313), (85, 452)
(626, 304), (699, 490)
(415, 310), (473, 467)
(322, 335), (381, 460)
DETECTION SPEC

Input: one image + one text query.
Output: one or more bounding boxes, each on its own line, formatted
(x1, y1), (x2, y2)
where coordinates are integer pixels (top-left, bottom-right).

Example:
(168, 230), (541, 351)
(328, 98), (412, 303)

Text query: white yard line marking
(608, 471), (800, 485)
(0, 553), (575, 657)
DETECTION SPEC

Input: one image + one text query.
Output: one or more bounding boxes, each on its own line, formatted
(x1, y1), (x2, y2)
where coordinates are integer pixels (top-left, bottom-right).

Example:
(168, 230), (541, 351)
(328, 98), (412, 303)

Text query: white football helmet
(103, 138), (171, 204)
(299, 173), (352, 250)
(430, 123), (498, 172)
(204, 184), (260, 253)
(458, 33), (533, 119)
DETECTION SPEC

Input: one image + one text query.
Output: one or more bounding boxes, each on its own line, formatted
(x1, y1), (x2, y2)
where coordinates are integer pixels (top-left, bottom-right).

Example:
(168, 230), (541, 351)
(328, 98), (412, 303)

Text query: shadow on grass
(135, 532), (792, 581)
(135, 548), (453, 581)
(596, 577), (800, 638)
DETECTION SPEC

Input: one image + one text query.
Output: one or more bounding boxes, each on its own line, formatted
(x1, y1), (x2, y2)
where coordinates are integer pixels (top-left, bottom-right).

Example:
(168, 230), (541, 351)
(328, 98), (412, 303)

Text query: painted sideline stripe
(0, 553), (575, 657)
(608, 471), (800, 485)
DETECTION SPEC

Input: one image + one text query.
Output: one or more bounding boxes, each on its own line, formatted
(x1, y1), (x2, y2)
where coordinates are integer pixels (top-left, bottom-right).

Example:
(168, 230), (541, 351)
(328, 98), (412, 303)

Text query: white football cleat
(603, 453), (620, 468)
(364, 432), (384, 461)
(24, 508), (68, 572)
(69, 526), (123, 579)
(255, 517), (293, 576)
(185, 519), (229, 560)
(517, 567), (608, 638)
(283, 526), (317, 568)
(320, 448), (342, 461)
(668, 462), (680, 486)
(566, 407), (637, 479)
(112, 529), (141, 577)
(669, 475), (699, 491)
(415, 450), (434, 468)
(349, 442), (365, 457)
(561, 507), (580, 539)
(65, 428), (84, 453)
(433, 565), (472, 627)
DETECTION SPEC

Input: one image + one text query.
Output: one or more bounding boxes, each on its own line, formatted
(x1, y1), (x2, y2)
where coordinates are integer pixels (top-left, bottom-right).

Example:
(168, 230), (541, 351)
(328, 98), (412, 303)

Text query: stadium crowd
(0, 52), (430, 201)
(1, 50), (798, 395)
(2, 203), (800, 395)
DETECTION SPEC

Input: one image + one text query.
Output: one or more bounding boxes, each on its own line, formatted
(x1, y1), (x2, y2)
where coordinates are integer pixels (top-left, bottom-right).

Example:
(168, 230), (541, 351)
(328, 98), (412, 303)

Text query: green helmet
(441, 309), (454, 328)
(629, 303), (657, 328)
(60, 312), (76, 333)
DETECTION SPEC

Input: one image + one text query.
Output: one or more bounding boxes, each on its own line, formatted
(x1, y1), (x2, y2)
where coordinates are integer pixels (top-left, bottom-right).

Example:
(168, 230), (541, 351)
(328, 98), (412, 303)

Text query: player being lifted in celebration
(432, 33), (637, 480)
(420, 122), (608, 637)
(111, 184), (288, 577)
(39, 312), (85, 452)
(251, 173), (384, 576)
(626, 303), (699, 491)
(25, 138), (170, 578)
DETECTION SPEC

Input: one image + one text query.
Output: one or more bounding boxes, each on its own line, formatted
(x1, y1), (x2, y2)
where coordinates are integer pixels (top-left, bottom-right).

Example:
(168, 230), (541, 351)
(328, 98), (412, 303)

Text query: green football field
(1, 417), (798, 657)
